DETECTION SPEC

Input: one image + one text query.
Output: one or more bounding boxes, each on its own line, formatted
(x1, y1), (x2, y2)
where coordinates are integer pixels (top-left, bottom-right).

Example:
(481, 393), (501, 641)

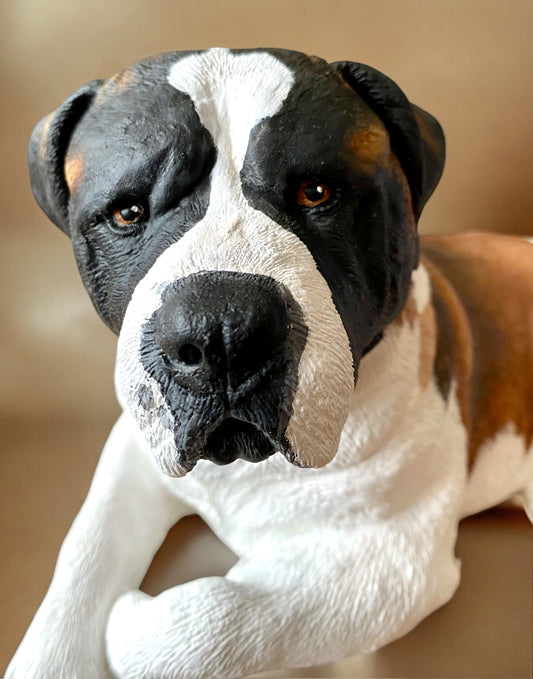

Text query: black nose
(154, 271), (290, 390)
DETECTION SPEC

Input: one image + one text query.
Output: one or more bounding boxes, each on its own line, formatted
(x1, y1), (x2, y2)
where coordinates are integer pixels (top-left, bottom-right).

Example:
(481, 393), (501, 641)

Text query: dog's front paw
(106, 582), (235, 679)
(106, 590), (159, 678)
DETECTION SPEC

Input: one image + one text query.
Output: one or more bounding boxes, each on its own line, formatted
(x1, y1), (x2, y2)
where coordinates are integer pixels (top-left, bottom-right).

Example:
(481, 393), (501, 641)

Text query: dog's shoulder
(419, 232), (533, 468)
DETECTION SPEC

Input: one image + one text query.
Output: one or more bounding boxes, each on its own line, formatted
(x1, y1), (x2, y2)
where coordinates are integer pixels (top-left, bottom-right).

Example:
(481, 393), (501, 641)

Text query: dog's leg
(106, 506), (461, 678)
(5, 414), (188, 679)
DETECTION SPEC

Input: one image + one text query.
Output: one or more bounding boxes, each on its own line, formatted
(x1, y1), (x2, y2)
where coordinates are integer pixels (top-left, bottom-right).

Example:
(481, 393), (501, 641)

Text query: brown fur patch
(422, 233), (533, 469)
(95, 68), (136, 105)
(64, 154), (84, 193)
(337, 72), (357, 93)
(394, 282), (417, 327)
(418, 301), (437, 391)
(349, 125), (390, 168)
(423, 254), (473, 445)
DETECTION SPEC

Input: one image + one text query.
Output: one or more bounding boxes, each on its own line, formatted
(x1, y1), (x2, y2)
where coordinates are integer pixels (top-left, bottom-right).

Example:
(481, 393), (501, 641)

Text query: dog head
(28, 48), (444, 476)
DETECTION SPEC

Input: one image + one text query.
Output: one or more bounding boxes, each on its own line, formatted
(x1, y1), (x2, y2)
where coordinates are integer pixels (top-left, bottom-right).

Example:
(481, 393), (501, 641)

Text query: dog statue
(7, 47), (533, 679)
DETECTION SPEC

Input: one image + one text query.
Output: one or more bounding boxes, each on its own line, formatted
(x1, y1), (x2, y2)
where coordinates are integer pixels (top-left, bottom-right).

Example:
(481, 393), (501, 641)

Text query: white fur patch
(411, 263), (430, 313)
(168, 49), (294, 171)
(115, 49), (354, 475)
(461, 424), (533, 516)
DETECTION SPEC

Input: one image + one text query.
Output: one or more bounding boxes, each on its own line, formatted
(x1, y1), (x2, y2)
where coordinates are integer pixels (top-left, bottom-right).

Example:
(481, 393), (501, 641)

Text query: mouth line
(205, 415), (277, 464)
(177, 414), (280, 466)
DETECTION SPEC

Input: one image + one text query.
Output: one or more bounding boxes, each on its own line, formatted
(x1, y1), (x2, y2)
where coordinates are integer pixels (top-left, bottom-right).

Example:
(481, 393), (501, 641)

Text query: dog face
(28, 48), (445, 476)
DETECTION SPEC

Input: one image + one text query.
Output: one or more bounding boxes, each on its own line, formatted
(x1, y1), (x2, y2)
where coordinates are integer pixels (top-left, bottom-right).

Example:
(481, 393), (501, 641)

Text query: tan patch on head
(349, 125), (390, 167)
(95, 68), (136, 105)
(337, 72), (356, 93)
(65, 154), (84, 193)
(111, 68), (137, 90)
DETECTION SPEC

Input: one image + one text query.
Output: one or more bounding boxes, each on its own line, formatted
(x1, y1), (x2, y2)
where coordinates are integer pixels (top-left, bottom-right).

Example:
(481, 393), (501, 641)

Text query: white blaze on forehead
(116, 48), (354, 474)
(168, 48), (294, 170)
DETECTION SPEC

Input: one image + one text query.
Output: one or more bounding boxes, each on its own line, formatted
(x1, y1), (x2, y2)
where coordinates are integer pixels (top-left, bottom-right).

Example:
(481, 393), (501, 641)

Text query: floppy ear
(28, 80), (103, 235)
(332, 61), (445, 221)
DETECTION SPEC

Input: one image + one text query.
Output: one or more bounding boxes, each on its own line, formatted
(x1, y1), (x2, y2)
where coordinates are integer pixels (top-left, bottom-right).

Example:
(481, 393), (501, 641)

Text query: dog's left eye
(296, 181), (332, 208)
(112, 202), (146, 227)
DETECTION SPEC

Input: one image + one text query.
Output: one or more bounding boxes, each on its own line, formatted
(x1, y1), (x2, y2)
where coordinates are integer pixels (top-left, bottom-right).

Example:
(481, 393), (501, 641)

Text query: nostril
(177, 343), (203, 366)
(154, 272), (293, 382)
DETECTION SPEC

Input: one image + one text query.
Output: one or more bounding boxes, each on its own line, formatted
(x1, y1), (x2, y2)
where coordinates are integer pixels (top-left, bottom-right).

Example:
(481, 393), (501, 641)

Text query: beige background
(1, 1), (532, 676)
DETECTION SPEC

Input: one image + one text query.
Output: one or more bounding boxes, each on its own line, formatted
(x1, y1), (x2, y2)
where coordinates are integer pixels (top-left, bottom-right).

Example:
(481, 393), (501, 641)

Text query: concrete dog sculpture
(7, 47), (533, 678)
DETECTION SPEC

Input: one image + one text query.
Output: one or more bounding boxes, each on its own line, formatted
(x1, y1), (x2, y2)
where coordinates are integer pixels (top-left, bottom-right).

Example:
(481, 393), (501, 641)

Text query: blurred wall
(1, 0), (532, 420)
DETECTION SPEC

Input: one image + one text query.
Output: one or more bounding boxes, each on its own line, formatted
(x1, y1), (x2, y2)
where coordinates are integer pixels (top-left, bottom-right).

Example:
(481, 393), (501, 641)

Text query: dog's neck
(336, 264), (434, 466)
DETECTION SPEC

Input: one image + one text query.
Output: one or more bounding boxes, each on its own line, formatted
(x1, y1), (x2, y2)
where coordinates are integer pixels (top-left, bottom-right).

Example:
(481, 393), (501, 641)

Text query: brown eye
(112, 203), (145, 227)
(296, 181), (332, 208)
